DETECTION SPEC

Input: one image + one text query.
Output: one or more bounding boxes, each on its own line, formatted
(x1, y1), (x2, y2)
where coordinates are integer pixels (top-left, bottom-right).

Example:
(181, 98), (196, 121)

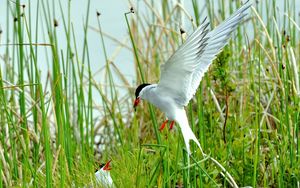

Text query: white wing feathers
(157, 1), (251, 106)
(157, 19), (210, 105)
(189, 2), (251, 99)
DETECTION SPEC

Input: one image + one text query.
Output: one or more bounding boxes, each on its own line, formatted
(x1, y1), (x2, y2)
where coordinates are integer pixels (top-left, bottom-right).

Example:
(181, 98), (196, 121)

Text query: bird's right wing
(157, 1), (251, 106)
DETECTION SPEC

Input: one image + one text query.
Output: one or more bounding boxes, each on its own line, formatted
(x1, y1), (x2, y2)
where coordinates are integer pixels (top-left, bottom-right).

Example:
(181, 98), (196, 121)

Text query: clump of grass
(116, 0), (300, 187)
(211, 47), (236, 143)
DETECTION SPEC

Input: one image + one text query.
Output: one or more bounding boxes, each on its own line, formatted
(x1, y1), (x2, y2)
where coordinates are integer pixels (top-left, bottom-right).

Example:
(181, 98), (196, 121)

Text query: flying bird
(95, 160), (114, 187)
(134, 1), (251, 155)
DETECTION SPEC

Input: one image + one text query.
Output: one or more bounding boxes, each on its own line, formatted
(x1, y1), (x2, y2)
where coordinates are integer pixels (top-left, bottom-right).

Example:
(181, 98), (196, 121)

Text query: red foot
(169, 121), (175, 130)
(159, 120), (168, 131)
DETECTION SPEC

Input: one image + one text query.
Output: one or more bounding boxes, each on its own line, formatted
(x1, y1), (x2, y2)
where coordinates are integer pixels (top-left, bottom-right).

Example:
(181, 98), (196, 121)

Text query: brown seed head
(54, 19), (58, 27)
(96, 11), (101, 17)
(130, 7), (134, 13)
(180, 28), (185, 34)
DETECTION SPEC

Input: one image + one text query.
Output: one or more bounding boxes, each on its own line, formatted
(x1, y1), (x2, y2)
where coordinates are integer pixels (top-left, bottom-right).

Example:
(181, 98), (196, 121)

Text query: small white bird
(134, 1), (251, 155)
(95, 160), (114, 188)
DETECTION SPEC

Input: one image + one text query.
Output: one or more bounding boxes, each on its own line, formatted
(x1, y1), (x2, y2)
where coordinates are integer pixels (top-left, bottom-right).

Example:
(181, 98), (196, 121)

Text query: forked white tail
(176, 109), (204, 156)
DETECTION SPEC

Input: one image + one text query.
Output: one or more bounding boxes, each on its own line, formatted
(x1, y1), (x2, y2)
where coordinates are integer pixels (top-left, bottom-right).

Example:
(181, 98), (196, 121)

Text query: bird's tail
(176, 109), (204, 156)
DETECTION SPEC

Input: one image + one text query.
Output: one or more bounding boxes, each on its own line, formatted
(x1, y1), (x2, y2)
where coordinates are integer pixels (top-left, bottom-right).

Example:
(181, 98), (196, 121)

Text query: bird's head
(100, 159), (112, 171)
(95, 160), (112, 174)
(95, 160), (113, 186)
(134, 83), (151, 111)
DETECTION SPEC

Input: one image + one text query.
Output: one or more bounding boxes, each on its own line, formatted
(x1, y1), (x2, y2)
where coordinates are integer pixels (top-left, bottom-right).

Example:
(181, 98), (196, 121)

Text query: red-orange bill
(103, 160), (112, 171)
(133, 97), (141, 111)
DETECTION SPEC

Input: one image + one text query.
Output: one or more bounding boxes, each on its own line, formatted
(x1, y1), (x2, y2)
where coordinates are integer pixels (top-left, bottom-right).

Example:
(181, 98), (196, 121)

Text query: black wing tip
(243, 0), (251, 5)
(202, 16), (208, 24)
(241, 0), (252, 11)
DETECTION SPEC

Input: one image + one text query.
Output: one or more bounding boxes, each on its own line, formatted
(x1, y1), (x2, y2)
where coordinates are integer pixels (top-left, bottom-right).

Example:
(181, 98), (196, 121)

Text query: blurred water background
(1, 0), (299, 94)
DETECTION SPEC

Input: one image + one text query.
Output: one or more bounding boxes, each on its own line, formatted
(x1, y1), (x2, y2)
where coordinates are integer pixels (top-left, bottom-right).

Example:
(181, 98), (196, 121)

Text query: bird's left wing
(156, 18), (211, 105)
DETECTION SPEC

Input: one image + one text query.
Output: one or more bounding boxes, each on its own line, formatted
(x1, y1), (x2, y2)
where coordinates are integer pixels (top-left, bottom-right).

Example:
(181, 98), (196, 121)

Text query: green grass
(0, 0), (299, 187)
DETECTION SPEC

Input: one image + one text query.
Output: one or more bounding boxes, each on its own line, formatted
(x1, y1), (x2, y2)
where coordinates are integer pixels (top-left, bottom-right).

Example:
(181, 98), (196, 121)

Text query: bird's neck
(141, 84), (181, 120)
(140, 84), (157, 100)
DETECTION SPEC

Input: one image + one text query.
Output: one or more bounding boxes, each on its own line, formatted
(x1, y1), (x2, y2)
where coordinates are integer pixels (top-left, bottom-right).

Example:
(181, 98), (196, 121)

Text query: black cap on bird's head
(135, 83), (151, 98)
(95, 160), (112, 172)
(134, 83), (151, 111)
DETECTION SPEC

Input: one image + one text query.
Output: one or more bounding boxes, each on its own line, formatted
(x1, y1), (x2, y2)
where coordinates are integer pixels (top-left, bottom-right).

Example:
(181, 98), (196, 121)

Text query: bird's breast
(142, 88), (178, 120)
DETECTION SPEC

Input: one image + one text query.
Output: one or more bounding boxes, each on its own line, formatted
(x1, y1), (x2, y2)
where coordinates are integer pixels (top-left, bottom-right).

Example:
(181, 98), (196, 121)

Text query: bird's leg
(169, 121), (175, 130)
(159, 119), (168, 131)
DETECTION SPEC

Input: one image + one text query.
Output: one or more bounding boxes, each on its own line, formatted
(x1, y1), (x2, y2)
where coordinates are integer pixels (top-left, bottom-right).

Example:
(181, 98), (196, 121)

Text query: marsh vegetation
(0, 0), (299, 187)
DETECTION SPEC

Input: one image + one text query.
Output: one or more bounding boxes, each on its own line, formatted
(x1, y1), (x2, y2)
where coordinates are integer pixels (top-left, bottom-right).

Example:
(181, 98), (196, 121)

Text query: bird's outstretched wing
(157, 1), (251, 106)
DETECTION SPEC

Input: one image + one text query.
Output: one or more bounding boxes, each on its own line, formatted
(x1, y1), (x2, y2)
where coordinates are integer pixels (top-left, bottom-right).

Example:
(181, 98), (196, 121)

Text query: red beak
(133, 97), (141, 111)
(103, 160), (112, 171)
